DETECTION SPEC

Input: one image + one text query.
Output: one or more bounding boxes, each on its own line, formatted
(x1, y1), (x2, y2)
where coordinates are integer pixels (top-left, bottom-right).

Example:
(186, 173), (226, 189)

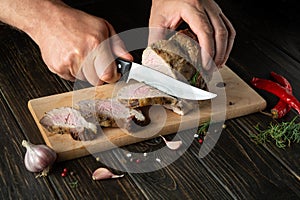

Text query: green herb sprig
(197, 121), (210, 135)
(190, 71), (200, 86)
(250, 116), (300, 148)
(69, 180), (78, 188)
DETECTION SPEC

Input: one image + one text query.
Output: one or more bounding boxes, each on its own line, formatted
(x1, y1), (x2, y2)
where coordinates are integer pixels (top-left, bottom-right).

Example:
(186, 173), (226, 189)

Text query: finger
(107, 24), (133, 61)
(94, 52), (120, 84)
(74, 66), (87, 82)
(91, 37), (120, 84)
(91, 22), (127, 84)
(148, 27), (170, 46)
(73, 48), (98, 85)
(205, 10), (228, 67)
(104, 21), (133, 83)
(220, 13), (236, 66)
(82, 59), (103, 86)
(182, 9), (215, 70)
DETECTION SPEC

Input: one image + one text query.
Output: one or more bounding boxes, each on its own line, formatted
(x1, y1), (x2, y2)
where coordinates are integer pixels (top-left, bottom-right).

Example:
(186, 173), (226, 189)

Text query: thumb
(111, 36), (133, 61)
(106, 22), (133, 61)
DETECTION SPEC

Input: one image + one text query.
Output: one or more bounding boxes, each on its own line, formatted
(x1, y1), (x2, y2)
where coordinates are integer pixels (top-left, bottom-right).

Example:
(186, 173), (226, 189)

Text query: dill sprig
(250, 116), (300, 148)
(197, 121), (210, 135)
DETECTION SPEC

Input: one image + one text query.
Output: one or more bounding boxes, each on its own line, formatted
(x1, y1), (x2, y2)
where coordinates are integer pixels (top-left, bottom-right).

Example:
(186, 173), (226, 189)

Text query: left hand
(148, 0), (236, 70)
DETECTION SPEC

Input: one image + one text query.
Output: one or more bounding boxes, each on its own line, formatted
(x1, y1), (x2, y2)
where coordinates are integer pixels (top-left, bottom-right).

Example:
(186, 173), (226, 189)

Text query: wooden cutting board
(28, 66), (266, 161)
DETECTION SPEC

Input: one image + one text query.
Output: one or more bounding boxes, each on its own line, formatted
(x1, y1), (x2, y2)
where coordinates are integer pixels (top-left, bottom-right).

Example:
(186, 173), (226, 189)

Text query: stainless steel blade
(126, 62), (217, 100)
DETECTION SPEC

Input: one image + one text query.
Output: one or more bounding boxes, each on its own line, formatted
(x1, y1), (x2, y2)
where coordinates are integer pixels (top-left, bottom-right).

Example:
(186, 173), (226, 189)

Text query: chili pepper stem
(259, 110), (273, 117)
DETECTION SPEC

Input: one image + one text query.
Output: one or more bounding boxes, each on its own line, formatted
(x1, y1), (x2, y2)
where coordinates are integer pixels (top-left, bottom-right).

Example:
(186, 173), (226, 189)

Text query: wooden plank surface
(28, 66), (266, 161)
(189, 115), (300, 199)
(1, 0), (299, 199)
(0, 93), (57, 199)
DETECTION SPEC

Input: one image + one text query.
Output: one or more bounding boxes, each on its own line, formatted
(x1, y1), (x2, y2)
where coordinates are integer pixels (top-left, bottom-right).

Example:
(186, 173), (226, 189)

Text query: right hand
(29, 1), (132, 86)
(148, 0), (236, 70)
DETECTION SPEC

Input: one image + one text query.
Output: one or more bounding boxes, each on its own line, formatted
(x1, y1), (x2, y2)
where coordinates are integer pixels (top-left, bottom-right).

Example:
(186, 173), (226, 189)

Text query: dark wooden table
(0, 0), (299, 199)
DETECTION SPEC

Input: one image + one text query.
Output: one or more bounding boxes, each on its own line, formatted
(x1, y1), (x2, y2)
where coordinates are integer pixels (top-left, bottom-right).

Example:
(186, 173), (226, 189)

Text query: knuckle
(184, 0), (199, 6)
(53, 65), (67, 75)
(230, 28), (237, 39)
(216, 28), (228, 39)
(203, 26), (214, 37)
(101, 72), (115, 82)
(215, 55), (223, 64)
(87, 36), (101, 49)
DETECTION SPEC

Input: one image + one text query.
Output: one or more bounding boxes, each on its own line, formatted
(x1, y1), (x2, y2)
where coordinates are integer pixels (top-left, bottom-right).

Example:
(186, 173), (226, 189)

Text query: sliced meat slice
(116, 82), (193, 115)
(76, 98), (146, 131)
(39, 106), (97, 141)
(141, 40), (179, 79)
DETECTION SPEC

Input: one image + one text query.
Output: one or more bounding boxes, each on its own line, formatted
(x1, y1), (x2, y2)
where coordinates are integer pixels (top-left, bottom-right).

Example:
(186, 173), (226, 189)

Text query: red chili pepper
(269, 72), (292, 118)
(251, 77), (300, 115)
(271, 100), (291, 119)
(270, 71), (292, 92)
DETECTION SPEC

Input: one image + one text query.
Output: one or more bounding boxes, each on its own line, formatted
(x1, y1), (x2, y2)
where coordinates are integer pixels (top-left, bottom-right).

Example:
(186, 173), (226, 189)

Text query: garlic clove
(160, 135), (182, 150)
(92, 167), (124, 180)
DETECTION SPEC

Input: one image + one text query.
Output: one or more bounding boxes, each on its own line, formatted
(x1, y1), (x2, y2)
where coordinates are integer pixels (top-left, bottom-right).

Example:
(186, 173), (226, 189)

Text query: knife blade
(115, 58), (217, 100)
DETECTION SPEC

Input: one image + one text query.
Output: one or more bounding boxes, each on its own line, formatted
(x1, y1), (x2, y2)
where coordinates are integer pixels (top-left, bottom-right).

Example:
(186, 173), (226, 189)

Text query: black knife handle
(116, 57), (132, 76)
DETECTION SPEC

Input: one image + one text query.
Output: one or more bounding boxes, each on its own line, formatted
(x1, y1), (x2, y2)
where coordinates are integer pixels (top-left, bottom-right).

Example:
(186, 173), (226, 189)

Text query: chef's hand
(29, 2), (133, 86)
(148, 0), (236, 70)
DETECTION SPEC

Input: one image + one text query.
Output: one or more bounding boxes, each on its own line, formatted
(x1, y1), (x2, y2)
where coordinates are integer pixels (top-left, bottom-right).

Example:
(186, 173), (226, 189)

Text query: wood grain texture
(0, 27), (71, 144)
(0, 94), (57, 199)
(188, 115), (300, 199)
(234, 114), (300, 179)
(45, 155), (146, 200)
(94, 131), (234, 200)
(124, 153), (233, 199)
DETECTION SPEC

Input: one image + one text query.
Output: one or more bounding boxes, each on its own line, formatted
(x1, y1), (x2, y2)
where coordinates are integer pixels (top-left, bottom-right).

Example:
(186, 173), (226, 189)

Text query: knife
(115, 58), (217, 100)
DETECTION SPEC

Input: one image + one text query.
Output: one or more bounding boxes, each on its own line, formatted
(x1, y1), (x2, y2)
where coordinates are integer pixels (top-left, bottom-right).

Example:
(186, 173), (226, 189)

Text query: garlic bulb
(22, 140), (57, 176)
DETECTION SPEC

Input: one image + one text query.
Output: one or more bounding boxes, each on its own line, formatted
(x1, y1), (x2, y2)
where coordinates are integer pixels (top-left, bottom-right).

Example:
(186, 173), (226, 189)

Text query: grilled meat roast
(142, 29), (212, 89)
